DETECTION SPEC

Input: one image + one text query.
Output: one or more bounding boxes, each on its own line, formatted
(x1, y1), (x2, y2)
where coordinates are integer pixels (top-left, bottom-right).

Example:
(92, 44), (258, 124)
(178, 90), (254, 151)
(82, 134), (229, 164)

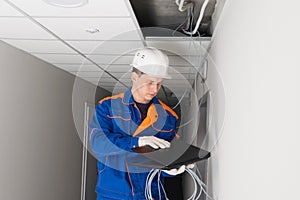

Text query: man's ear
(132, 72), (137, 82)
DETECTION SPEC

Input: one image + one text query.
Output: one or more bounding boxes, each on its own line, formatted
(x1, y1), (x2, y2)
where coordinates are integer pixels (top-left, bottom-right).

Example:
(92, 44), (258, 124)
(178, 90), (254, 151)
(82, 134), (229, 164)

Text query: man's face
(131, 72), (163, 103)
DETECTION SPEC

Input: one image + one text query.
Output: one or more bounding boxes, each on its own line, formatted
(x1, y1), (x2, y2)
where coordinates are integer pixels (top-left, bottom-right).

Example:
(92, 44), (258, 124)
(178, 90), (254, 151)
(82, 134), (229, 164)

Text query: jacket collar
(123, 88), (134, 105)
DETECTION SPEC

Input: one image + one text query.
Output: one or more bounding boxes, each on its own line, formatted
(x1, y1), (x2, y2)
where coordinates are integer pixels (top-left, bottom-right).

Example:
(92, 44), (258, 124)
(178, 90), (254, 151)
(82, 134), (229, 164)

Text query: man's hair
(132, 67), (145, 76)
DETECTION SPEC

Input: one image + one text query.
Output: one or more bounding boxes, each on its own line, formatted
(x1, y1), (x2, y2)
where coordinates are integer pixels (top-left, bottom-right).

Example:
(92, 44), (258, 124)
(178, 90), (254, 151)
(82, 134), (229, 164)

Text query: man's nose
(151, 83), (160, 93)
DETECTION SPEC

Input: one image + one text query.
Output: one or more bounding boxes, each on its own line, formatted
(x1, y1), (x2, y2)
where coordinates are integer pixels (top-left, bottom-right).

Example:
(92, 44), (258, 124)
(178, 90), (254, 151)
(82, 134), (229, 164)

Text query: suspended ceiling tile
(0, 17), (56, 39)
(169, 56), (197, 66)
(35, 18), (141, 41)
(146, 38), (211, 56)
(2, 39), (76, 53)
(101, 64), (131, 73)
(163, 79), (192, 84)
(167, 73), (194, 80)
(87, 54), (133, 65)
(33, 53), (86, 64)
(83, 77), (115, 83)
(71, 71), (103, 78)
(84, 78), (130, 85)
(9, 0), (131, 17)
(179, 55), (206, 68)
(171, 66), (198, 73)
(68, 40), (144, 55)
(113, 72), (132, 79)
(75, 71), (131, 79)
(0, 1), (23, 16)
(80, 77), (129, 84)
(54, 64), (102, 72)
(99, 78), (131, 84)
(164, 83), (193, 89)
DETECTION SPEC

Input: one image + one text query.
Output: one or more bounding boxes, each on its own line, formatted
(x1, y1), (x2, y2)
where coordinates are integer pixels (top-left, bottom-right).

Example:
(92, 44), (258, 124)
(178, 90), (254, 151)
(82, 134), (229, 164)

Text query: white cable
(158, 171), (162, 200)
(158, 176), (169, 200)
(145, 167), (214, 200)
(186, 168), (215, 200)
(145, 169), (155, 199)
(183, 0), (210, 35)
(184, 5), (192, 31)
(174, 0), (194, 30)
(147, 170), (155, 199)
(177, 0), (193, 12)
(178, 0), (185, 11)
(186, 168), (197, 200)
(145, 169), (169, 200)
(171, 11), (189, 37)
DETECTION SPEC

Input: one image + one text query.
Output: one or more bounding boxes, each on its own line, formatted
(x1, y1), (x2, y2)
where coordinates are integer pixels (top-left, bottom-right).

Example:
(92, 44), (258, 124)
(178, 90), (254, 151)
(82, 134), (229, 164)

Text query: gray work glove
(138, 136), (170, 149)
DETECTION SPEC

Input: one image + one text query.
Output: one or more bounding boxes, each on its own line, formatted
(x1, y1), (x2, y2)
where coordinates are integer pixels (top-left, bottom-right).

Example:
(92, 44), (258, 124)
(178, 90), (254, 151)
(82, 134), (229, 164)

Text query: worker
(89, 47), (186, 200)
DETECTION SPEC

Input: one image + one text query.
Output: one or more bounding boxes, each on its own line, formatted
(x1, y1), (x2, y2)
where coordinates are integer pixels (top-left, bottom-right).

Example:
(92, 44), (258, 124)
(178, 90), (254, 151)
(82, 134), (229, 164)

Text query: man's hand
(162, 164), (195, 176)
(162, 165), (186, 176)
(138, 136), (170, 149)
(187, 163), (195, 169)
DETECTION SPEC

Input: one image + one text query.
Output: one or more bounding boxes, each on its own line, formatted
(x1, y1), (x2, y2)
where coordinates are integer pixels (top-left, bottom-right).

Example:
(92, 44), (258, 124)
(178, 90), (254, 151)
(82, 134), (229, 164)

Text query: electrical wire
(186, 168), (215, 200)
(158, 171), (162, 200)
(175, 0), (194, 12)
(183, 0), (210, 35)
(184, 5), (193, 31)
(171, 14), (190, 37)
(144, 167), (215, 200)
(145, 169), (169, 200)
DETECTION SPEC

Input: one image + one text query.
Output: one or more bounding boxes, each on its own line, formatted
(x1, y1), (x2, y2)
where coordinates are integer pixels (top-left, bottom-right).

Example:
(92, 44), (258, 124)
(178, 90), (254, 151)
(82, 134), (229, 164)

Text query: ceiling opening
(129, 0), (217, 37)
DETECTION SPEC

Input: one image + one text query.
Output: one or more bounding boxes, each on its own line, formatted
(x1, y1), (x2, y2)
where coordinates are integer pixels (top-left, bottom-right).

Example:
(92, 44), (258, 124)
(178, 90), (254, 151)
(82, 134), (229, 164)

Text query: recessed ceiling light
(85, 28), (100, 34)
(43, 0), (88, 8)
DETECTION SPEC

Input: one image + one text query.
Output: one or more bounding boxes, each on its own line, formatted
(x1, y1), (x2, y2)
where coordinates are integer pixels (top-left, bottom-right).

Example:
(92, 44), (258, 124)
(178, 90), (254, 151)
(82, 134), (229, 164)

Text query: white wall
(0, 41), (109, 200)
(207, 0), (300, 199)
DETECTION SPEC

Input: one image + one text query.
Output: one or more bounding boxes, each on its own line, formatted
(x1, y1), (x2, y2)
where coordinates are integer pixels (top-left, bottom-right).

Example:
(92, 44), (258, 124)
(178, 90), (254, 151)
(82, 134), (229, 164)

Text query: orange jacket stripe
(107, 115), (131, 121)
(125, 161), (135, 196)
(158, 100), (179, 119)
(99, 93), (124, 104)
(152, 125), (173, 133)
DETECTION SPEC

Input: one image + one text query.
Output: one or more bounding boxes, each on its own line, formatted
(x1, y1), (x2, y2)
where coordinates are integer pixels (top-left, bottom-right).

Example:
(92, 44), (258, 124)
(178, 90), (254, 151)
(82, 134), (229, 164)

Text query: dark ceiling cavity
(130, 0), (216, 37)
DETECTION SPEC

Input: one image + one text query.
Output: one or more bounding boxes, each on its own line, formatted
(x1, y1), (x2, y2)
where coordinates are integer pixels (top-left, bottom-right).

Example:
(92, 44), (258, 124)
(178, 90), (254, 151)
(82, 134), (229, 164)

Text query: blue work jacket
(89, 88), (178, 200)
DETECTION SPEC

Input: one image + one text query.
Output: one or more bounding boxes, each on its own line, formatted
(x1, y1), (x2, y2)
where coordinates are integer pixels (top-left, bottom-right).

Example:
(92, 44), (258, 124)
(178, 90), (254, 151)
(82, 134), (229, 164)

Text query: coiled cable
(145, 167), (215, 200)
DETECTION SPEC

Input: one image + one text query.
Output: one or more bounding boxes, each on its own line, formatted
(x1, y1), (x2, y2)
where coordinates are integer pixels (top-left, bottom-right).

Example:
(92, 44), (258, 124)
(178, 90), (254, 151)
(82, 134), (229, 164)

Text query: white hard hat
(131, 47), (171, 79)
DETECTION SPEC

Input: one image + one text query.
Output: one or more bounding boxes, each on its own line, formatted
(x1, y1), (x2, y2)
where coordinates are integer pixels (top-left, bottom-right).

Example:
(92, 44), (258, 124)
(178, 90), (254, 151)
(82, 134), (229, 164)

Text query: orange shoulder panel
(158, 100), (179, 119)
(99, 93), (124, 104)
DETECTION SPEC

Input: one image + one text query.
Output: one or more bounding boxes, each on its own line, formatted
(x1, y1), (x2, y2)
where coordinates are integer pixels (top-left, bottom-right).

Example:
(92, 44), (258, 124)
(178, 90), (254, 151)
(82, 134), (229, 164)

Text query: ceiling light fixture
(43, 0), (88, 8)
(85, 27), (100, 34)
